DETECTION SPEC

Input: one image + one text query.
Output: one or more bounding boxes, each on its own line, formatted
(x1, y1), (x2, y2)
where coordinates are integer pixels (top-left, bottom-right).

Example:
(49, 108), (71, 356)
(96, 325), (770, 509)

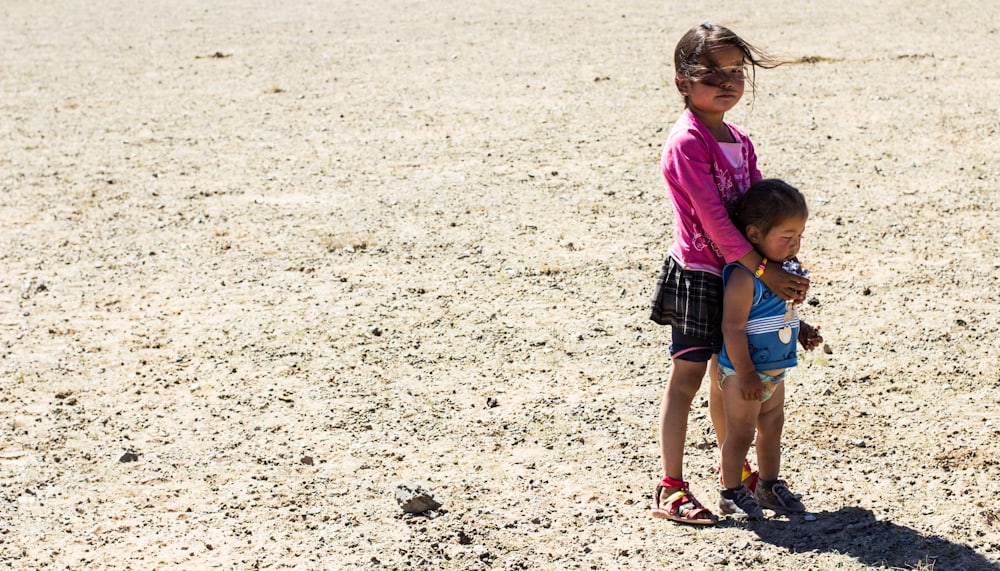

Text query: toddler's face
(753, 215), (807, 264)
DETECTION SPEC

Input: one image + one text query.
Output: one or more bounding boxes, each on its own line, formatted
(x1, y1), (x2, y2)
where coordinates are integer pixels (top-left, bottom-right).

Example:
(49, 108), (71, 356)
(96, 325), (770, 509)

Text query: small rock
(823, 343), (833, 354)
(119, 452), (139, 463)
(804, 514), (817, 521)
(300, 456), (314, 466)
(457, 530), (473, 545)
(395, 481), (442, 514)
(486, 397), (498, 408)
(710, 554), (728, 566)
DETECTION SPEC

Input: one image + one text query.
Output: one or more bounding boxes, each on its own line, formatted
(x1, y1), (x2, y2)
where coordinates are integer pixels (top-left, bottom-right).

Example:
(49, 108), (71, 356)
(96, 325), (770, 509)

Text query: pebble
(395, 481), (443, 514)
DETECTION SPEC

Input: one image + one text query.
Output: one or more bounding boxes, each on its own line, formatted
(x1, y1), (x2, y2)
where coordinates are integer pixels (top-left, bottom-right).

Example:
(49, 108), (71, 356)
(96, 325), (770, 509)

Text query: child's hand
(761, 263), (809, 303)
(798, 321), (823, 350)
(738, 373), (764, 401)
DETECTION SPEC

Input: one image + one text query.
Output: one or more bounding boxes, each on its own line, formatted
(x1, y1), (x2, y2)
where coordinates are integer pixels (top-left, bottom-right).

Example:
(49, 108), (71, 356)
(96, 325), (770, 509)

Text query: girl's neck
(689, 108), (733, 143)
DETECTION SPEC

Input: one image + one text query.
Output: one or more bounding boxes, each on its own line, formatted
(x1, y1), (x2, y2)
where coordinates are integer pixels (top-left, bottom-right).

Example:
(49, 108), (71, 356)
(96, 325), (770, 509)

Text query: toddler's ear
(746, 225), (762, 244)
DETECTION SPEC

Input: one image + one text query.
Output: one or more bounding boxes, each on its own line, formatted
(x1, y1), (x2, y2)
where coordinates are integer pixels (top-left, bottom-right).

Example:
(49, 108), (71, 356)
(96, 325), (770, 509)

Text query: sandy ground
(2, 0), (999, 569)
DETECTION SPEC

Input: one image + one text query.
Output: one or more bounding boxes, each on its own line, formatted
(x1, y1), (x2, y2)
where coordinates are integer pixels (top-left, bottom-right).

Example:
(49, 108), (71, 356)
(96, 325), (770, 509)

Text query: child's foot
(718, 485), (763, 519)
(652, 477), (718, 525)
(755, 479), (805, 512)
(717, 459), (759, 493)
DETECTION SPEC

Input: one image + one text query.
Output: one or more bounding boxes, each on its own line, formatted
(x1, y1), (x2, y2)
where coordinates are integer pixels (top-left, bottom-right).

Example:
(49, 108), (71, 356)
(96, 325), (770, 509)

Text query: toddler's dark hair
(673, 22), (781, 102)
(732, 179), (808, 238)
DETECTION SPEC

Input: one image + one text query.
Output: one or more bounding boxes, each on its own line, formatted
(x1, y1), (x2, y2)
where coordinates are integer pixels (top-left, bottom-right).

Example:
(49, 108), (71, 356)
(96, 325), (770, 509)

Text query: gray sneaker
(755, 479), (805, 512)
(718, 485), (763, 519)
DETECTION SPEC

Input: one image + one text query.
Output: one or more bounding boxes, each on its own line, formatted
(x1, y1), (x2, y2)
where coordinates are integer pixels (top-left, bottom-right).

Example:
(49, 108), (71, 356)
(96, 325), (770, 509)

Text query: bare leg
(707, 355), (725, 448)
(755, 382), (785, 482)
(719, 373), (762, 489)
(659, 358), (708, 483)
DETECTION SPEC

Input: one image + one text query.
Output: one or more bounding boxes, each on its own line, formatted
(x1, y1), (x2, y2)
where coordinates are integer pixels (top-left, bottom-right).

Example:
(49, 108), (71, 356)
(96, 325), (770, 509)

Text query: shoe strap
(658, 476), (688, 490)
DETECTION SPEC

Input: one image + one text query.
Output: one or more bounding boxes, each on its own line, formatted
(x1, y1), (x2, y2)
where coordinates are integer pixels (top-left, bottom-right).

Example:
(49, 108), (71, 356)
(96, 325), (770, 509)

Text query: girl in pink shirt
(649, 23), (809, 525)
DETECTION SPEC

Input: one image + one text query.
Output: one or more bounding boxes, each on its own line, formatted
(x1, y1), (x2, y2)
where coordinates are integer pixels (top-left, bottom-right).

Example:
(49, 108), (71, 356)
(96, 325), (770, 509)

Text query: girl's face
(677, 45), (746, 118)
(749, 215), (807, 263)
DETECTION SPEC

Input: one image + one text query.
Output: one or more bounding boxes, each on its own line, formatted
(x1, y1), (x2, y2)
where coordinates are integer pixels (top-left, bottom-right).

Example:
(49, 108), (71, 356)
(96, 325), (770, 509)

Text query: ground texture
(2, 1), (998, 569)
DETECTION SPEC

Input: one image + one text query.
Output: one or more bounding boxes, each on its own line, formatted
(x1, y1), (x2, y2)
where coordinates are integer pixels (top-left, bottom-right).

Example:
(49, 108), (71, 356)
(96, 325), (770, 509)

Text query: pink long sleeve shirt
(662, 109), (762, 276)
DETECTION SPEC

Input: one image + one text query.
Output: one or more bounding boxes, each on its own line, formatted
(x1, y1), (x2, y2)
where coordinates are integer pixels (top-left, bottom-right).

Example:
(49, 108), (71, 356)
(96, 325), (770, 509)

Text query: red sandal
(651, 476), (717, 525)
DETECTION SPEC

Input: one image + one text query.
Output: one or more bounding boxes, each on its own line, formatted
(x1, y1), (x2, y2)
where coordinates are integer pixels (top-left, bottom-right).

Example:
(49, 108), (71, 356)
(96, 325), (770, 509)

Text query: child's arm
(666, 132), (809, 302)
(666, 134), (763, 269)
(737, 252), (809, 304)
(798, 320), (823, 351)
(721, 269), (763, 401)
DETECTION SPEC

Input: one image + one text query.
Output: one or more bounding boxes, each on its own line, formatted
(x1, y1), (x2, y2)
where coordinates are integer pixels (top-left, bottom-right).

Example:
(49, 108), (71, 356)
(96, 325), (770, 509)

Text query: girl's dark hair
(673, 22), (781, 103)
(732, 179), (808, 238)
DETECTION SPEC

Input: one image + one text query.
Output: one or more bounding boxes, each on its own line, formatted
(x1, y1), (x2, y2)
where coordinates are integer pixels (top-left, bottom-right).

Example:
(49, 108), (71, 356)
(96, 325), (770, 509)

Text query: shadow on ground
(751, 507), (997, 570)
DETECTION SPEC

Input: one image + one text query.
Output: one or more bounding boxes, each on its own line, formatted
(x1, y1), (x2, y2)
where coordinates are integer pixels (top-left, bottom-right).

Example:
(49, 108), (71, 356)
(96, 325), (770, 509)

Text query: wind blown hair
(673, 22), (782, 103)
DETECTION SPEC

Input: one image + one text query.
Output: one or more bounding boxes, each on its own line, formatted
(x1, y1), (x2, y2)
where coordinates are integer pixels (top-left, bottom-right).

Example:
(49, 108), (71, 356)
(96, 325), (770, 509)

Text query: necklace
(778, 260), (809, 344)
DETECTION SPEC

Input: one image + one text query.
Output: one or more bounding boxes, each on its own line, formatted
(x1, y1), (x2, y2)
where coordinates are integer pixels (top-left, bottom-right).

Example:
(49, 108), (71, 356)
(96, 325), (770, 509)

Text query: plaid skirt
(649, 255), (723, 339)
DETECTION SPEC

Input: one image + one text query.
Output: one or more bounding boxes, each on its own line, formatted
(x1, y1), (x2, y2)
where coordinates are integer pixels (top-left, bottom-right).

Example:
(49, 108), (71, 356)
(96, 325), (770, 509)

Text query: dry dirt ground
(2, 1), (999, 569)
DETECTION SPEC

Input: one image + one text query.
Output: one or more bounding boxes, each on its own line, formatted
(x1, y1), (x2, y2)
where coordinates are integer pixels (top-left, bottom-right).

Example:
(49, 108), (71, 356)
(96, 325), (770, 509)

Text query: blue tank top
(718, 263), (798, 371)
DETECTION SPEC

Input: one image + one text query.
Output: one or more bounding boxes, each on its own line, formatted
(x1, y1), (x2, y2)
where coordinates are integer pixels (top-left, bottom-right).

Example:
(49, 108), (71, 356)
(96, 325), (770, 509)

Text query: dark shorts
(650, 255), (724, 362)
(670, 330), (723, 362)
